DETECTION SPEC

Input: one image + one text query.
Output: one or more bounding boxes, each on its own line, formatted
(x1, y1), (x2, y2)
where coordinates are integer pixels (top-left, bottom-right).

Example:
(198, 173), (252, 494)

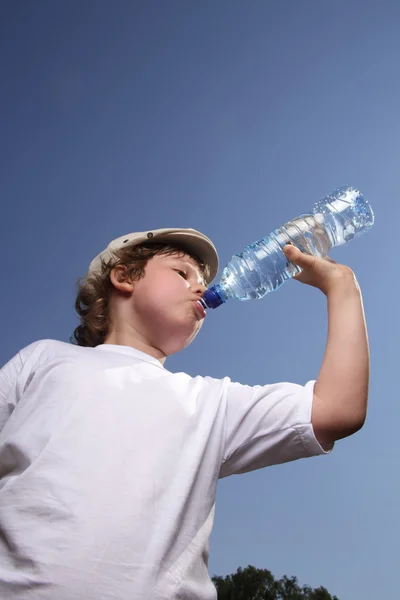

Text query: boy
(0, 227), (369, 599)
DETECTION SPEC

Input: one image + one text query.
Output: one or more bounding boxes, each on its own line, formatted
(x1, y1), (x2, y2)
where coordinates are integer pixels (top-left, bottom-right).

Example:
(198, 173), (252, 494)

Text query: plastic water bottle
(200, 186), (374, 310)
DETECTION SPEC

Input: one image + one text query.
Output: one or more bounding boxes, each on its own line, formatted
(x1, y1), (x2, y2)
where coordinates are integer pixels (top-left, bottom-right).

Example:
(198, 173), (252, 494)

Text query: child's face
(127, 251), (208, 356)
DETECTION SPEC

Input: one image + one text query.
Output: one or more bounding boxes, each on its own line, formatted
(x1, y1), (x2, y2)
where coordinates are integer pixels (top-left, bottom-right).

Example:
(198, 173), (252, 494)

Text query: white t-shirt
(0, 340), (329, 599)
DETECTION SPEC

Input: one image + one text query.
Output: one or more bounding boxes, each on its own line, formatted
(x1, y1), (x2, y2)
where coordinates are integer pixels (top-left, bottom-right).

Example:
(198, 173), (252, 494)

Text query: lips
(194, 300), (206, 319)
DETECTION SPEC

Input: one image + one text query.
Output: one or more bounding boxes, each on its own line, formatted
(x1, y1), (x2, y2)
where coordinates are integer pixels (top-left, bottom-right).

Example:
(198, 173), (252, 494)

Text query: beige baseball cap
(88, 227), (219, 284)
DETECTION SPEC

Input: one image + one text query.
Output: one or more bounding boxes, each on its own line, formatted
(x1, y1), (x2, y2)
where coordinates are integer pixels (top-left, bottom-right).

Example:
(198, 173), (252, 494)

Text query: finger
(282, 244), (316, 269)
(283, 244), (337, 266)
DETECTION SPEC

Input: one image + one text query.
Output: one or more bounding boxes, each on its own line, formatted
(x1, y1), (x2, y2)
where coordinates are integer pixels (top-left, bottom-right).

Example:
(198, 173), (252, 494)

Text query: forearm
(313, 273), (369, 443)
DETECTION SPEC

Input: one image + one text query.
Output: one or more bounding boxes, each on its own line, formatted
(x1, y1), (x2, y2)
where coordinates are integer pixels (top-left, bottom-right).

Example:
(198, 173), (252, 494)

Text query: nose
(192, 281), (208, 296)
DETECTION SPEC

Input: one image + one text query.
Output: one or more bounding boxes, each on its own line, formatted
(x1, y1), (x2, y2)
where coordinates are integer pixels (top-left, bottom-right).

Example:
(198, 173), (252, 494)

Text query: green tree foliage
(212, 565), (339, 600)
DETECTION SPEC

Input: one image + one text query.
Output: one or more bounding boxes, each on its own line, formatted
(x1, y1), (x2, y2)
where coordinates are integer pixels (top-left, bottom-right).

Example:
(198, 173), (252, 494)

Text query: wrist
(322, 269), (360, 298)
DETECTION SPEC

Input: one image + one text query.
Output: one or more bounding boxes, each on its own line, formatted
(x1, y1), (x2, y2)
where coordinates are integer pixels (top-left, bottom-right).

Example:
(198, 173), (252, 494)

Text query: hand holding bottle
(282, 244), (358, 297)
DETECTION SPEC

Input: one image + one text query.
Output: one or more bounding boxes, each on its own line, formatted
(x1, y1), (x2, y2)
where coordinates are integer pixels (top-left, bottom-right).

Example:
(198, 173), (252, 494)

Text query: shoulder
(165, 370), (234, 407)
(17, 339), (83, 369)
(0, 340), (80, 409)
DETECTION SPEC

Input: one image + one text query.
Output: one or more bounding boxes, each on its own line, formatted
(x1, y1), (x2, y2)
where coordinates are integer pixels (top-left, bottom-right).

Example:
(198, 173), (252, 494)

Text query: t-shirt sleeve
(219, 378), (331, 478)
(0, 341), (45, 433)
(0, 351), (24, 433)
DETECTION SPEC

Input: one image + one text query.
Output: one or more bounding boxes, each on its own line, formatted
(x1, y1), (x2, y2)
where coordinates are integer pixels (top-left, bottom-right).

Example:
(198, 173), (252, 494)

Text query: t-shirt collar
(94, 344), (165, 368)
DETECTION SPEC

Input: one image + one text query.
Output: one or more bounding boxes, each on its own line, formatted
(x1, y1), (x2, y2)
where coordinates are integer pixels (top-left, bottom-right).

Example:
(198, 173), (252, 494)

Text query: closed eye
(174, 269), (187, 279)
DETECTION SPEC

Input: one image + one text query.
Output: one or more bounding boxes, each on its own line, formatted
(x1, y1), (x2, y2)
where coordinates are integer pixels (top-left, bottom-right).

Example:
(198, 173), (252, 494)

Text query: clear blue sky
(1, 1), (398, 598)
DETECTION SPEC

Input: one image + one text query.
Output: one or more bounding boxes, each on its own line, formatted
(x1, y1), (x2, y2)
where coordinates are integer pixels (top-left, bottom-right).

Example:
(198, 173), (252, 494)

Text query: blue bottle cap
(200, 285), (225, 309)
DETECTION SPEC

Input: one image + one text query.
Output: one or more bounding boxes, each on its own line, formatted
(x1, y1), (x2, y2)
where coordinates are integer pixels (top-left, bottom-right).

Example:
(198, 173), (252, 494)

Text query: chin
(152, 311), (203, 354)
(160, 327), (201, 356)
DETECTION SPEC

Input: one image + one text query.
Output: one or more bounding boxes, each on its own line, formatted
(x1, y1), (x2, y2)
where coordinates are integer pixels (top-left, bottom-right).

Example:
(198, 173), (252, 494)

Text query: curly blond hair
(71, 242), (210, 348)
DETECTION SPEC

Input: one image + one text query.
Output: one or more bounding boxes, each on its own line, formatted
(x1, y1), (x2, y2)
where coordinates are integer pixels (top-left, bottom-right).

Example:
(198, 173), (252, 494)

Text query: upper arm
(311, 391), (362, 448)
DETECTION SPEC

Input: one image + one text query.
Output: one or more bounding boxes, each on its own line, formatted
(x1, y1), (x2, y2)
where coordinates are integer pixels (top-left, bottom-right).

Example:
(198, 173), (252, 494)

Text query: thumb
(283, 244), (315, 269)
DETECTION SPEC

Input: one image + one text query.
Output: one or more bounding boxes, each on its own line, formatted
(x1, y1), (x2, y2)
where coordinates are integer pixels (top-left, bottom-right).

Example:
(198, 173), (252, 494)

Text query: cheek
(133, 275), (192, 325)
(137, 292), (168, 319)
(154, 278), (189, 310)
(134, 284), (179, 322)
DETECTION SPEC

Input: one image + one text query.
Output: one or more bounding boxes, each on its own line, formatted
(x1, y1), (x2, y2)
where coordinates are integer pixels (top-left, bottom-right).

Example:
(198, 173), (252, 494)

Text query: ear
(110, 265), (134, 294)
